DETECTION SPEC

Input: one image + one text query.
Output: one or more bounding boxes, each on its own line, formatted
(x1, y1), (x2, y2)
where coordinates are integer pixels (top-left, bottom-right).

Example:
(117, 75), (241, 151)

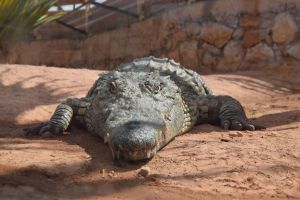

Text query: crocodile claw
(219, 96), (259, 131)
(24, 123), (63, 137)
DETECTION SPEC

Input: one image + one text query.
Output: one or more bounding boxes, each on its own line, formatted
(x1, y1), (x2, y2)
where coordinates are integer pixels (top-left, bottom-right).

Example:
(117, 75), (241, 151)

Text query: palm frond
(0, 0), (65, 51)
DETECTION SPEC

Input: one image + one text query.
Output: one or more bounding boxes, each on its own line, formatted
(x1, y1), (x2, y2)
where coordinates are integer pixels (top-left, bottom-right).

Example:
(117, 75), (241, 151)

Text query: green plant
(0, 0), (64, 51)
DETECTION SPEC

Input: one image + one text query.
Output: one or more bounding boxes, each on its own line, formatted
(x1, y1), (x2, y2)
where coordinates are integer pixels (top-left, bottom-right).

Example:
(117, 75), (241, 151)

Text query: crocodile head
(90, 71), (187, 161)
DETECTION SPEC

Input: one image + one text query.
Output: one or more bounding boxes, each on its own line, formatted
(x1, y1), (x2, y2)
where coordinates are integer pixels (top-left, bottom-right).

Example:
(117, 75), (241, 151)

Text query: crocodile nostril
(110, 120), (165, 160)
(125, 121), (141, 130)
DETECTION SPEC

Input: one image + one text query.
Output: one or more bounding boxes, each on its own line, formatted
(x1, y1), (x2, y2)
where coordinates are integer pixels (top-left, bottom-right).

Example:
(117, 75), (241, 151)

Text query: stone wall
(5, 0), (300, 72)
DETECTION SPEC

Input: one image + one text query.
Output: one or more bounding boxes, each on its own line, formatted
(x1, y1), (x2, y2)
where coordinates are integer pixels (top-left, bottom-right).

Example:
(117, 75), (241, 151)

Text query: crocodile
(25, 56), (259, 161)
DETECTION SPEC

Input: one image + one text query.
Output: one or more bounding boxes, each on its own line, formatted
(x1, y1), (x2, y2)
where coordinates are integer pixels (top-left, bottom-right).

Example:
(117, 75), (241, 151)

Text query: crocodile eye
(152, 84), (161, 94)
(144, 81), (163, 94)
(109, 80), (125, 94)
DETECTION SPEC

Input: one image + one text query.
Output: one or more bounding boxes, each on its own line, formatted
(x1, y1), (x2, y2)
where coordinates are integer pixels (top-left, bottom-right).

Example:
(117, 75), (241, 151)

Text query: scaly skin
(25, 57), (258, 161)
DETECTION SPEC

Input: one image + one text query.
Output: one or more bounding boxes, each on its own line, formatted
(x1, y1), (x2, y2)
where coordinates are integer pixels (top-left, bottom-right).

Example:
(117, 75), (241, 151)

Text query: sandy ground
(0, 64), (299, 200)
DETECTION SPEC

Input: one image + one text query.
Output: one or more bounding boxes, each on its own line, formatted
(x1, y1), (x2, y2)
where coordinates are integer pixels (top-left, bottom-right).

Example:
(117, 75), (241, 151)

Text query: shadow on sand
(0, 69), (73, 128)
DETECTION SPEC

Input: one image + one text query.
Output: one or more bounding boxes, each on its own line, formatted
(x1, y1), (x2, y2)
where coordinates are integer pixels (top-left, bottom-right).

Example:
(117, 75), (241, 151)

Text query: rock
(225, 15), (239, 28)
(265, 34), (273, 45)
(215, 14), (239, 28)
(243, 30), (268, 48)
(218, 41), (245, 71)
(202, 43), (221, 55)
(273, 45), (283, 66)
(167, 49), (180, 62)
(167, 21), (177, 30)
(272, 13), (298, 44)
(240, 14), (259, 28)
(179, 40), (199, 68)
(101, 169), (106, 177)
(233, 28), (244, 40)
(108, 170), (116, 178)
(138, 166), (151, 177)
(197, 47), (204, 61)
(172, 31), (188, 45)
(200, 43), (220, 69)
(202, 52), (218, 66)
(199, 22), (233, 48)
(224, 41), (245, 64)
(242, 43), (275, 69)
(260, 12), (276, 29)
(185, 22), (201, 36)
(164, 38), (174, 50)
(287, 43), (300, 60)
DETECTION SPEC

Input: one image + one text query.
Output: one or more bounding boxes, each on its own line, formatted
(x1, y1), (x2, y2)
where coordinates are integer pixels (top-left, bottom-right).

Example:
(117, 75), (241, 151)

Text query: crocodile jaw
(107, 120), (164, 161)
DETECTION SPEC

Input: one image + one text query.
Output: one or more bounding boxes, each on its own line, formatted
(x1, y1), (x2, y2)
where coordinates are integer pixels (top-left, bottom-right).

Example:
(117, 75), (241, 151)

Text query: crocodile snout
(109, 120), (165, 161)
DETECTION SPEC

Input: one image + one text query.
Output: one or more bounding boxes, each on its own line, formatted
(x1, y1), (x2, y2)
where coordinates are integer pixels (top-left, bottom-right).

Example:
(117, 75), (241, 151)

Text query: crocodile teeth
(147, 150), (151, 158)
(104, 132), (110, 144)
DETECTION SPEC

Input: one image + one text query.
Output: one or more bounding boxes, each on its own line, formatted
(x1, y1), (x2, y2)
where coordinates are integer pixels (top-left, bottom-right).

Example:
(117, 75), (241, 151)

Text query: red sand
(0, 64), (299, 199)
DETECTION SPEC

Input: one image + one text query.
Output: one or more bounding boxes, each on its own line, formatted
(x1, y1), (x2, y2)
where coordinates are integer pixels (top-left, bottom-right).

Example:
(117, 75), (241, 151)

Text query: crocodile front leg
(198, 95), (258, 131)
(24, 103), (73, 136)
(24, 98), (90, 136)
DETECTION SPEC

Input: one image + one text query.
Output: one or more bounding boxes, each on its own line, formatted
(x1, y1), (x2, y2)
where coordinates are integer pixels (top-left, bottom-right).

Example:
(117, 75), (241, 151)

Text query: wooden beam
(91, 1), (139, 18)
(137, 0), (145, 21)
(56, 20), (88, 35)
(56, 0), (87, 5)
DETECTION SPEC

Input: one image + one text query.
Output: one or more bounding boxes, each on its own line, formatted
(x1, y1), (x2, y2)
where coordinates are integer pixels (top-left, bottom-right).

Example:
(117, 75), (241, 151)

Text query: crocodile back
(116, 56), (213, 96)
